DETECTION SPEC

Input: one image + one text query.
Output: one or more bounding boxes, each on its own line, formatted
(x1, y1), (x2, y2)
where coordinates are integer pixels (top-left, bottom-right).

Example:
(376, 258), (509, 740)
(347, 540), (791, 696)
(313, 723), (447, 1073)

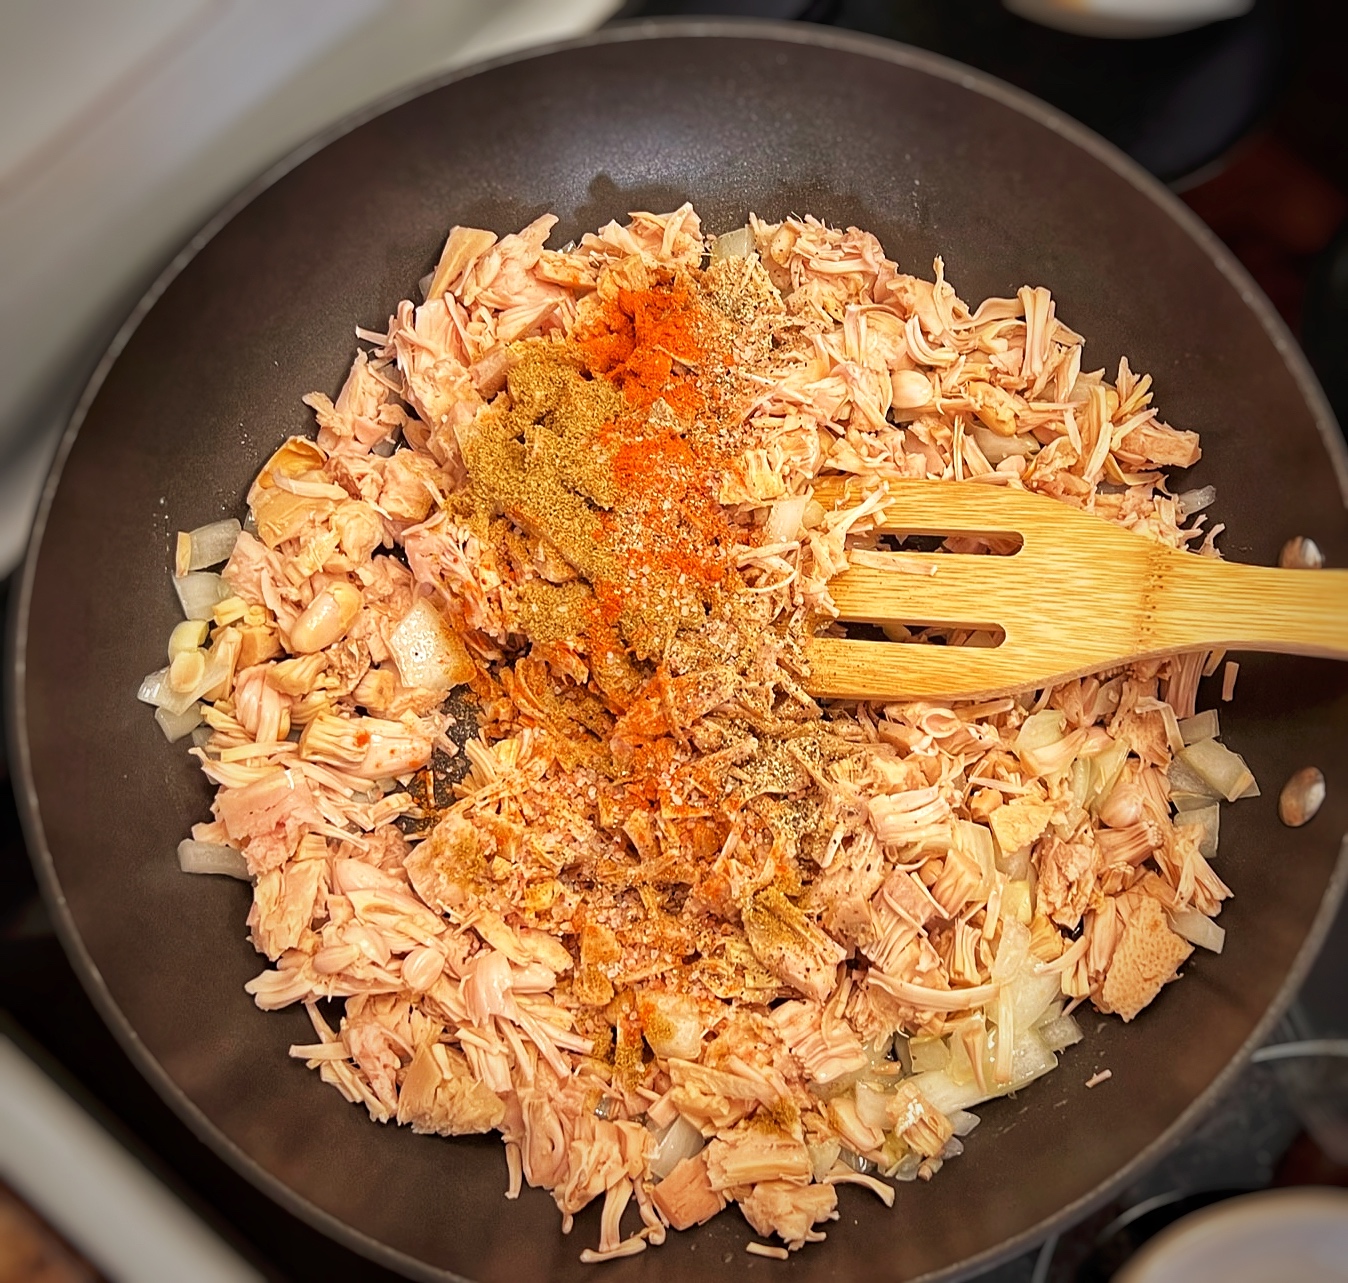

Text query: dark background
(3, 1), (1347, 1280)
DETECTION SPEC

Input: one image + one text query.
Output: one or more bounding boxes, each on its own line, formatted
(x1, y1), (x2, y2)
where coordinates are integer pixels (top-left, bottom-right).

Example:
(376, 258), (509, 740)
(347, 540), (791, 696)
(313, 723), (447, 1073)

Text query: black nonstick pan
(10, 20), (1348, 1283)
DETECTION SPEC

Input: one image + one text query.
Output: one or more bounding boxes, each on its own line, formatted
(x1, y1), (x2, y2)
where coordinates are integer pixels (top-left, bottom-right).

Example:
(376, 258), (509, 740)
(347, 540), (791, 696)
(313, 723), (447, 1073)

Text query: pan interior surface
(13, 24), (1348, 1283)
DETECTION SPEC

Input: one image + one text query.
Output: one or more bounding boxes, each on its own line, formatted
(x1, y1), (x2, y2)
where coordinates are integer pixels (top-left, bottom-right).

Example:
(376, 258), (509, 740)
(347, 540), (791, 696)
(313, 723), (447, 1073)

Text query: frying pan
(10, 20), (1348, 1283)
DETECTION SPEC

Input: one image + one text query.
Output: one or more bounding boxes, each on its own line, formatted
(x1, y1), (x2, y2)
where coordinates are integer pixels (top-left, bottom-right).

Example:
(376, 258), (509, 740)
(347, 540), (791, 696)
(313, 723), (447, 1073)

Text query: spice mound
(142, 206), (1254, 1261)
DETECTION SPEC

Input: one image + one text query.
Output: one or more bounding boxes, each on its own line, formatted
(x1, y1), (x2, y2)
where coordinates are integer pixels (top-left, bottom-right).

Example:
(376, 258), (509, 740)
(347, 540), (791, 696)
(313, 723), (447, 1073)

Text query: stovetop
(4, 2), (1348, 1280)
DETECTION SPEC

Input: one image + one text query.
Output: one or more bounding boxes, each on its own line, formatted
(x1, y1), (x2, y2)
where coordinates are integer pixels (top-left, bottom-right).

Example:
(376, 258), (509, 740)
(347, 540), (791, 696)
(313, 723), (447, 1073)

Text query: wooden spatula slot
(872, 531), (1025, 556)
(829, 619), (1008, 645)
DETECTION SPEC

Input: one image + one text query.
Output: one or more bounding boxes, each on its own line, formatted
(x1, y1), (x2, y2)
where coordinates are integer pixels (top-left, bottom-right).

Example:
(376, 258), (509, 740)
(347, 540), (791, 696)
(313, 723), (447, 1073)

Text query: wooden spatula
(807, 479), (1348, 701)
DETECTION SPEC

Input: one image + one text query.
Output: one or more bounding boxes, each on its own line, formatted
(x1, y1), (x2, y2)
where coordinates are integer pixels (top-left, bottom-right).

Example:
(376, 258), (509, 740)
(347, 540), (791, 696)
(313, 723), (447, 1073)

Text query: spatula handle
(1157, 558), (1348, 658)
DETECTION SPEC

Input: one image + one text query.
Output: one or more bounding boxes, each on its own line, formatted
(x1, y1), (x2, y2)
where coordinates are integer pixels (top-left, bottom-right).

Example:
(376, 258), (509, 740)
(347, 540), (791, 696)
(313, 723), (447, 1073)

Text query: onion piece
(1036, 1012), (1084, 1053)
(155, 703), (203, 743)
(177, 840), (250, 880)
(808, 1138), (842, 1183)
(138, 649), (229, 717)
(947, 1109), (980, 1138)
(168, 619), (209, 660)
(909, 1036), (950, 1074)
(1178, 738), (1256, 803)
(1235, 774), (1261, 800)
(1001, 879), (1032, 926)
(1005, 1029), (1058, 1091)
(1175, 485), (1217, 518)
(1176, 803), (1219, 859)
(1178, 709), (1219, 746)
(185, 518), (242, 570)
(388, 597), (474, 693)
(971, 423), (1035, 465)
(764, 494), (809, 543)
(854, 1081), (893, 1131)
(1167, 756), (1223, 802)
(1169, 907), (1225, 953)
(138, 668), (170, 708)
(1009, 968), (1063, 1028)
(1171, 790), (1215, 812)
(649, 1115), (705, 1180)
(1015, 709), (1067, 753)
(910, 1027), (1058, 1115)
(1088, 739), (1130, 813)
(889, 1152), (924, 1183)
(638, 992), (705, 1061)
(173, 571), (230, 621)
(1070, 756), (1092, 807)
(908, 1069), (990, 1115)
(711, 226), (753, 259)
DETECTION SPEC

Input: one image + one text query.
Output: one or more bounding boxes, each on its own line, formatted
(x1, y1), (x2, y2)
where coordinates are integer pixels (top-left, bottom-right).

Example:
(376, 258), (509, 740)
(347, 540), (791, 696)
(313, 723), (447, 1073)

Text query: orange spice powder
(573, 278), (706, 418)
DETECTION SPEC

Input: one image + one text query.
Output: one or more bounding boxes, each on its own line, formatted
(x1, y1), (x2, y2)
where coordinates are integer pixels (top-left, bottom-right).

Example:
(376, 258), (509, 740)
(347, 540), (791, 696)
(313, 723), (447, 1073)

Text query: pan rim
(8, 18), (1348, 1283)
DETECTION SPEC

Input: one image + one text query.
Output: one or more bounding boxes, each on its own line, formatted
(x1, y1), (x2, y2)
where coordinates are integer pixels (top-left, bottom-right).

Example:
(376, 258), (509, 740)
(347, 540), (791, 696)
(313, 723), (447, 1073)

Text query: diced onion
(1178, 709), (1219, 745)
(1036, 1012), (1084, 1053)
(185, 518), (242, 570)
(971, 424), (1035, 465)
(388, 598), (474, 693)
(173, 571), (230, 621)
(1175, 485), (1217, 518)
(947, 1109), (980, 1138)
(649, 1114), (705, 1180)
(1009, 969), (1063, 1028)
(177, 840), (250, 880)
(1171, 790), (1215, 812)
(154, 703), (202, 742)
(854, 1081), (893, 1131)
(1178, 738), (1256, 803)
(808, 1138), (842, 1183)
(908, 1069), (990, 1115)
(1088, 739), (1130, 813)
(1169, 907), (1225, 953)
(1176, 803), (1219, 859)
(1005, 1029), (1057, 1091)
(1070, 756), (1092, 807)
(937, 1026), (1056, 1102)
(168, 619), (209, 660)
(764, 494), (809, 543)
(138, 668), (169, 707)
(1036, 998), (1063, 1026)
(711, 226), (754, 259)
(998, 844), (1032, 882)
(1167, 756), (1223, 801)
(1015, 709), (1067, 753)
(890, 1152), (924, 1183)
(1001, 879), (1033, 925)
(908, 1036), (950, 1074)
(138, 649), (229, 717)
(992, 917), (1032, 984)
(639, 992), (705, 1061)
